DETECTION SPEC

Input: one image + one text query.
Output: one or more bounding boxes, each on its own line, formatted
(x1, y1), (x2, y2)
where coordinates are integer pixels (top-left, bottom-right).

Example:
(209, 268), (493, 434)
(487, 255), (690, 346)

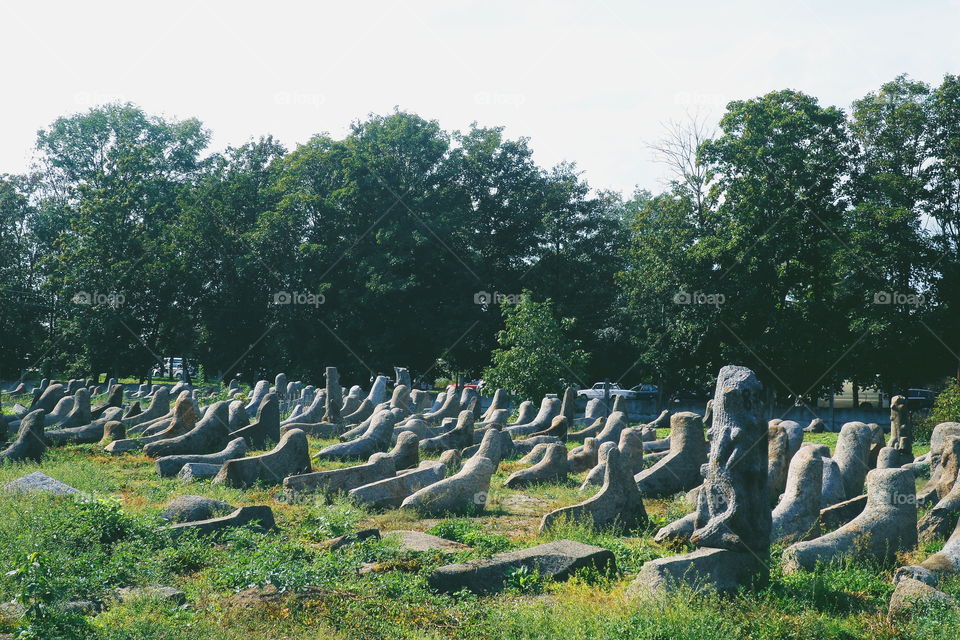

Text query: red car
(446, 380), (482, 393)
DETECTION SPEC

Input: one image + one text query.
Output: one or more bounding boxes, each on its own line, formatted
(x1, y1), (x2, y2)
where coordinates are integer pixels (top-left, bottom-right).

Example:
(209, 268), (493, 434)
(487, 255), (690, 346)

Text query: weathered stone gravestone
(540, 447), (647, 532)
(213, 428), (311, 489)
(401, 454), (495, 516)
(781, 468), (917, 573)
(630, 365), (770, 596)
(833, 422), (873, 500)
(888, 394), (914, 465)
(634, 411), (706, 498)
(4, 471), (79, 495)
(771, 445), (823, 543)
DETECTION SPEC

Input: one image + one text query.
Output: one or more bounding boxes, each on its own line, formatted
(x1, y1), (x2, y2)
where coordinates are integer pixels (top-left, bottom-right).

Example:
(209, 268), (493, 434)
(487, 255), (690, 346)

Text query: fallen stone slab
(0, 409), (48, 464)
(581, 441), (618, 490)
(165, 505), (276, 538)
(508, 401), (536, 427)
(47, 409), (124, 446)
(284, 452), (394, 499)
(349, 461), (445, 509)
(115, 586), (186, 606)
(123, 387), (171, 431)
(428, 540), (616, 594)
(316, 408), (404, 461)
(595, 411), (628, 446)
(510, 435), (561, 457)
(834, 421), (873, 500)
(383, 430), (420, 470)
(320, 528), (381, 551)
(280, 421), (338, 438)
(504, 397), (559, 437)
(771, 445), (823, 543)
(568, 416), (604, 443)
(530, 415), (568, 442)
(213, 428), (311, 489)
(888, 577), (954, 618)
(232, 393), (281, 450)
(160, 495), (235, 523)
(420, 410), (474, 453)
(438, 448), (461, 474)
(385, 529), (472, 553)
(817, 493), (868, 530)
(155, 437), (248, 477)
(627, 547), (766, 597)
(461, 429), (512, 467)
(177, 463), (222, 482)
(567, 437), (599, 473)
(4, 471), (79, 495)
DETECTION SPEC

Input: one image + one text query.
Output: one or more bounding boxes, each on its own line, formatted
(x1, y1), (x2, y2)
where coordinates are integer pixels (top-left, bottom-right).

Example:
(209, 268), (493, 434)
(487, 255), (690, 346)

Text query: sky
(2, 0), (959, 196)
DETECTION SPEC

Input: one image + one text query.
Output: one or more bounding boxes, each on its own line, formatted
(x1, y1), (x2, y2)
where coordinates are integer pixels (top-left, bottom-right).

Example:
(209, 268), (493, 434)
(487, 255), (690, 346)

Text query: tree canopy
(2, 75), (959, 401)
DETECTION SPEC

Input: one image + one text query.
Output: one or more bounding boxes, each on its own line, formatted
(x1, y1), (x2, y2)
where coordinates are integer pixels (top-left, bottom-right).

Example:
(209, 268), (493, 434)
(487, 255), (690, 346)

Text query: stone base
(627, 548), (768, 597)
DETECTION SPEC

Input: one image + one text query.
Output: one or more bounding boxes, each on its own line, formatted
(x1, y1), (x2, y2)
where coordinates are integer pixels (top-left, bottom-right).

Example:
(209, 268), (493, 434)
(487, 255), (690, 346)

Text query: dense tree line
(1, 74), (959, 400)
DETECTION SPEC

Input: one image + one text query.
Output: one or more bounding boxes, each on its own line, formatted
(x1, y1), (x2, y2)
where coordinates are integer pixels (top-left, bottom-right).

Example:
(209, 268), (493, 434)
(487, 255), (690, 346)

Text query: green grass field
(0, 407), (954, 639)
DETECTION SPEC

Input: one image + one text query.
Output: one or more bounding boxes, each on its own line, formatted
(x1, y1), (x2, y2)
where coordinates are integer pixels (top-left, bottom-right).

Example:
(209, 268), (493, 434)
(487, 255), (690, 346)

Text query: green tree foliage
(5, 75), (960, 400)
(482, 292), (588, 400)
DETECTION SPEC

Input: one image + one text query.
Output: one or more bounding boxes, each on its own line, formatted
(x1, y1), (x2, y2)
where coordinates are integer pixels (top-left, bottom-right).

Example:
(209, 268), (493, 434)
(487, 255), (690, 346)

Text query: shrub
(918, 378), (960, 442)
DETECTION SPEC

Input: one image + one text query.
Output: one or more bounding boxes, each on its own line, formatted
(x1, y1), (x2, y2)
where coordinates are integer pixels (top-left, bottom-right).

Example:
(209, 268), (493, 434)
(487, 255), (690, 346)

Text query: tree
(482, 292), (588, 401)
(0, 175), (45, 379)
(35, 103), (209, 379)
(841, 76), (938, 394)
(698, 90), (854, 400)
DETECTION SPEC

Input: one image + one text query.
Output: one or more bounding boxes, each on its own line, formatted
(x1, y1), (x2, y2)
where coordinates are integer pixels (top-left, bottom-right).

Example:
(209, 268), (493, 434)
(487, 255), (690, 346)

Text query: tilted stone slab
(349, 461), (445, 509)
(213, 429), (311, 489)
(4, 471), (79, 495)
(635, 411), (706, 498)
(284, 452), (394, 498)
(155, 437), (248, 477)
(385, 529), (471, 553)
(540, 447), (647, 532)
(144, 401), (231, 458)
(428, 540), (616, 594)
(177, 463), (222, 482)
(401, 455), (495, 516)
(165, 505), (275, 538)
(627, 548), (766, 598)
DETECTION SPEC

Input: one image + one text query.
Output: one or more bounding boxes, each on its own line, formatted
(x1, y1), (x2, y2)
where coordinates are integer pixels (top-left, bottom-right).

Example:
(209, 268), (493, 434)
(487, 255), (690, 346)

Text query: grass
(0, 408), (956, 639)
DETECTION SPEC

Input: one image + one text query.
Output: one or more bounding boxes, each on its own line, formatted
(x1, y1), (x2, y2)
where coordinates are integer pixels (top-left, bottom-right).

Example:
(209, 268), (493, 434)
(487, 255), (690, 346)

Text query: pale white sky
(2, 0), (958, 195)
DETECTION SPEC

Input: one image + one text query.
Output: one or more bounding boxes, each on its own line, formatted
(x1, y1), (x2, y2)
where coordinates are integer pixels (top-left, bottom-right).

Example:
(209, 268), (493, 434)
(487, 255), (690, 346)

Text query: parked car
(446, 379), (483, 393)
(629, 383), (660, 398)
(577, 382), (636, 400)
(907, 388), (935, 411)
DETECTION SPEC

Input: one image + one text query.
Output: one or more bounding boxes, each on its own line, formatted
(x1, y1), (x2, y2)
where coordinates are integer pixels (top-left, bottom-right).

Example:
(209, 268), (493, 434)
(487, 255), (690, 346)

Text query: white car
(576, 382), (636, 400)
